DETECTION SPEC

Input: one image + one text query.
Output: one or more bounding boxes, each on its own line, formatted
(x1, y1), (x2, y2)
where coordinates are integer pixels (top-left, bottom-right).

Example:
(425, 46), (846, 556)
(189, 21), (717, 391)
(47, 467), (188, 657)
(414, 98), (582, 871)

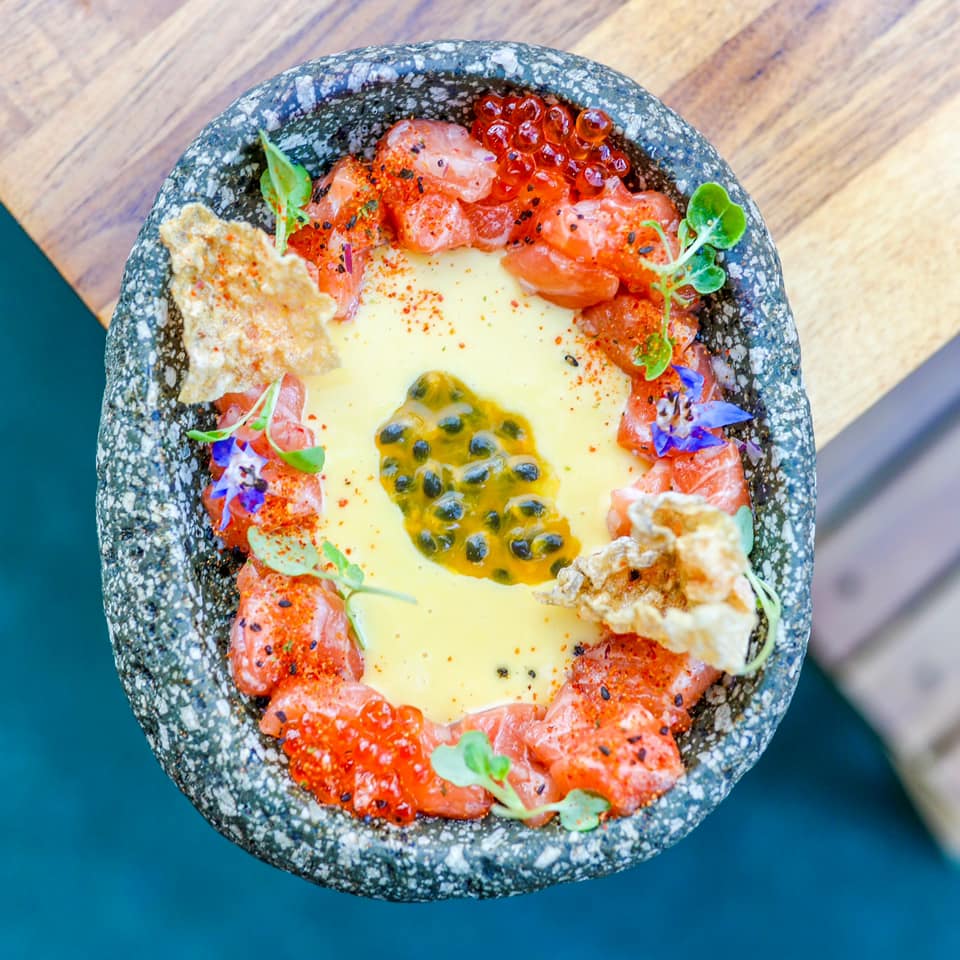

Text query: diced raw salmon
(501, 243), (619, 309)
(391, 193), (474, 253)
(229, 560), (362, 697)
(455, 703), (560, 824)
(670, 440), (750, 516)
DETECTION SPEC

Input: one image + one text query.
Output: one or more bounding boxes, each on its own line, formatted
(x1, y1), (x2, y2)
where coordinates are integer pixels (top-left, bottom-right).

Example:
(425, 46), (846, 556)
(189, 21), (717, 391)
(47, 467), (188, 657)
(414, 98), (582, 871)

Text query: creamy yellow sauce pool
(303, 247), (640, 723)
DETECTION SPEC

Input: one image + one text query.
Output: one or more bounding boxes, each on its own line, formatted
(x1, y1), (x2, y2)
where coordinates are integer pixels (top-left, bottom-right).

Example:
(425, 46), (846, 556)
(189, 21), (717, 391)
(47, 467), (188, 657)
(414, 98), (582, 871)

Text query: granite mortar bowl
(96, 39), (815, 901)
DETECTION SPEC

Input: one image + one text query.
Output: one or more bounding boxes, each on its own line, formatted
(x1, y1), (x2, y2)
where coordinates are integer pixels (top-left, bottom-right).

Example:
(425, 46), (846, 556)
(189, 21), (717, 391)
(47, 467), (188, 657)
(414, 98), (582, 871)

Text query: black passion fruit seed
(512, 461), (540, 482)
(438, 414), (464, 434)
(376, 371), (579, 584)
(465, 534), (488, 563)
(412, 439), (430, 462)
(379, 422), (405, 444)
(422, 470), (443, 499)
(469, 433), (498, 457)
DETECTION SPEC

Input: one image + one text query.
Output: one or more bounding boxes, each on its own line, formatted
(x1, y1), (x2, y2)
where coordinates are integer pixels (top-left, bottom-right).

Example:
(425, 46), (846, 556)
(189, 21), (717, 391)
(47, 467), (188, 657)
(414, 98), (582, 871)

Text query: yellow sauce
(302, 246), (639, 723)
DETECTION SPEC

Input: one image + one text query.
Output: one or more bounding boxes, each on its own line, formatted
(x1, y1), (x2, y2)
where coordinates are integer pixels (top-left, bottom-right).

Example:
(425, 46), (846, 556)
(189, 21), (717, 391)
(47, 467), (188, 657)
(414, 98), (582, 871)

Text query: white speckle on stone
(444, 844), (471, 874)
(164, 365), (177, 388)
(295, 76), (316, 112)
(136, 320), (150, 340)
(121, 491), (136, 513)
(214, 786), (238, 817)
(534, 847), (562, 870)
(490, 47), (520, 75)
(713, 703), (733, 733)
(181, 705), (200, 731)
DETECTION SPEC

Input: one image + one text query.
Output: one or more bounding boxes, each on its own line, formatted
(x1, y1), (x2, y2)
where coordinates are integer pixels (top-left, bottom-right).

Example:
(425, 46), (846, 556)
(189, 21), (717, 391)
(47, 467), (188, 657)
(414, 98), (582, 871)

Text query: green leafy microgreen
(187, 377), (326, 474)
(247, 528), (416, 650)
(686, 182), (747, 250)
(633, 331), (674, 380)
(632, 182), (746, 381)
(733, 505), (755, 556)
(732, 506), (782, 674)
(247, 527), (319, 577)
(430, 731), (610, 832)
(259, 130), (312, 255)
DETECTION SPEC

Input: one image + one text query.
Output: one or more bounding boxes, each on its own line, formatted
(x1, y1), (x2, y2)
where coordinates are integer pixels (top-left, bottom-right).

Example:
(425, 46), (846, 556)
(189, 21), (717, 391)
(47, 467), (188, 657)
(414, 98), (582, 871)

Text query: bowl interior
(97, 40), (815, 901)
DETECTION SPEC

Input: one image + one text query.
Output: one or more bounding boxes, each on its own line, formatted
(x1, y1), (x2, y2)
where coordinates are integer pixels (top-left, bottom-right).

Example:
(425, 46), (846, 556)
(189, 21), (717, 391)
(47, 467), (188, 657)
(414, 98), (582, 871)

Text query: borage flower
(209, 438), (269, 529)
(652, 365), (752, 456)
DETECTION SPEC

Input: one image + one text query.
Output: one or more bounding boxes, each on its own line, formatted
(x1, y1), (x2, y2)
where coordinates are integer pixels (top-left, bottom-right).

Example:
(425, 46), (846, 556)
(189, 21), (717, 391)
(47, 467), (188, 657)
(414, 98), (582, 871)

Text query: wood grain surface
(1, 0), (958, 445)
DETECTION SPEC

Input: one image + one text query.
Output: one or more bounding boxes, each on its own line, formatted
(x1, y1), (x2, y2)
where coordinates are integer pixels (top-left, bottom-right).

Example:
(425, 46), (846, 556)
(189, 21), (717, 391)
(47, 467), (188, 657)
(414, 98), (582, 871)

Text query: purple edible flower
(651, 364), (753, 457)
(209, 438), (269, 529)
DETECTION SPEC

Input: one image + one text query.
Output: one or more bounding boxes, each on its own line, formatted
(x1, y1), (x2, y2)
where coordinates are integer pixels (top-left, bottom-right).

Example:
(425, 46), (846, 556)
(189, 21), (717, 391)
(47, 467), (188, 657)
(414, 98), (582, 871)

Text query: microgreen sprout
(259, 130), (312, 255)
(733, 505), (782, 674)
(633, 182), (747, 380)
(187, 378), (326, 474)
(430, 730), (610, 831)
(247, 527), (416, 650)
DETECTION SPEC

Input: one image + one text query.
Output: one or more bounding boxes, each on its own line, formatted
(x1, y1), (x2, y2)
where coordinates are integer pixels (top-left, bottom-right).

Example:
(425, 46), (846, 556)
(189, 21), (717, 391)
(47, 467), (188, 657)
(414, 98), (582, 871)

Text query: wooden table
(1, 0), (957, 446)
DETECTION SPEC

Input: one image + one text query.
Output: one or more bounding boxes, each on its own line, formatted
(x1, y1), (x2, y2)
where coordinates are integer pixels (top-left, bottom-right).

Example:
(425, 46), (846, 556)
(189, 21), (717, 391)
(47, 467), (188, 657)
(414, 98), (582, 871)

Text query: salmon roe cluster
(471, 94), (630, 200)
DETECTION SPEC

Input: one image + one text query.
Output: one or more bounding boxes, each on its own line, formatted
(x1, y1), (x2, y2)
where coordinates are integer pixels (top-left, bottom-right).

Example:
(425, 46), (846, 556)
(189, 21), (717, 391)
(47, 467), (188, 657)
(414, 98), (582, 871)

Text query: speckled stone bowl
(97, 40), (815, 901)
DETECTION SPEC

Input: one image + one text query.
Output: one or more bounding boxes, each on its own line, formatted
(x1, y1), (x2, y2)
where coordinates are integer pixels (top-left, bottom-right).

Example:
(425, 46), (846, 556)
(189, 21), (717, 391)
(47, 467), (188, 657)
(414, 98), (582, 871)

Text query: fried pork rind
(159, 203), (339, 403)
(542, 492), (758, 673)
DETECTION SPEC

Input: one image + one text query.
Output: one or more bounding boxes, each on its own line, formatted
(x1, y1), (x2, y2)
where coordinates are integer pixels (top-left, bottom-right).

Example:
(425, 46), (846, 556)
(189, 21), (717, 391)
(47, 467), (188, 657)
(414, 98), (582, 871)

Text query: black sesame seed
(463, 464), (489, 485)
(626, 735), (642, 743)
(636, 244), (655, 255)
(398, 168), (415, 179)
(422, 470), (442, 499)
(497, 666), (510, 678)
(394, 474), (413, 493)
(411, 439), (430, 462)
(510, 539), (533, 560)
(627, 231), (636, 244)
(629, 569), (641, 581)
(512, 461), (539, 482)
(659, 726), (669, 736)
(379, 422), (405, 444)
(674, 693), (684, 707)
(375, 799), (388, 809)
(598, 744), (611, 756)
(249, 622), (262, 633)
(340, 792), (352, 803)
(573, 644), (585, 657)
(265, 645), (273, 654)
(438, 414), (464, 434)
(637, 748), (647, 762)
(278, 599), (292, 608)
(465, 534), (488, 563)
(600, 685), (611, 701)
(528, 669), (537, 679)
(563, 353), (579, 367)
(276, 710), (288, 724)
(536, 783), (546, 795)
(289, 663), (297, 675)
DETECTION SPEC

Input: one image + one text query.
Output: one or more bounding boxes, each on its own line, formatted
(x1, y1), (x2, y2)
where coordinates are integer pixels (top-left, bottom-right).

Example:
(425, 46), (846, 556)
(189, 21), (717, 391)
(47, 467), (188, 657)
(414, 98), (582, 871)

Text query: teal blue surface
(2, 203), (957, 958)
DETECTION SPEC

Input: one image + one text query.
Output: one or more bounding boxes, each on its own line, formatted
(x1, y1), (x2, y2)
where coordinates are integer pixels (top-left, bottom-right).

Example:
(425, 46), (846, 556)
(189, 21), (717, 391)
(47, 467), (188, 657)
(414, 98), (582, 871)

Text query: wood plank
(839, 567), (960, 755)
(816, 335), (960, 529)
(896, 740), (960, 861)
(810, 411), (960, 665)
(778, 94), (960, 444)
(662, 0), (960, 240)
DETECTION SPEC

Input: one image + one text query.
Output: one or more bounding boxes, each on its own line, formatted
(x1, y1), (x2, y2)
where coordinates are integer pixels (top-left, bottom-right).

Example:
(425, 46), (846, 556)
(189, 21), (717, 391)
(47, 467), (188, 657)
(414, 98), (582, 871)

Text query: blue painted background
(3, 204), (956, 958)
